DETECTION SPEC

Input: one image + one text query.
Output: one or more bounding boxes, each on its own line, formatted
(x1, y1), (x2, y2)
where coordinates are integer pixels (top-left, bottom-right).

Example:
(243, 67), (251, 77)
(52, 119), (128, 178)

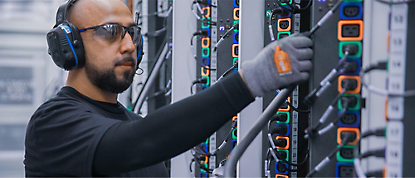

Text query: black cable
(213, 23), (239, 52)
(365, 170), (383, 177)
(305, 131), (355, 178)
(359, 148), (385, 159)
(216, 62), (238, 83)
(190, 77), (208, 95)
(286, 101), (310, 113)
(275, 0), (312, 13)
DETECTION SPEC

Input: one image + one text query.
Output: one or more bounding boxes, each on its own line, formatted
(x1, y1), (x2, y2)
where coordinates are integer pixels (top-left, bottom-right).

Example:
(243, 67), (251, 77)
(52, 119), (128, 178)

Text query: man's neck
(66, 70), (118, 103)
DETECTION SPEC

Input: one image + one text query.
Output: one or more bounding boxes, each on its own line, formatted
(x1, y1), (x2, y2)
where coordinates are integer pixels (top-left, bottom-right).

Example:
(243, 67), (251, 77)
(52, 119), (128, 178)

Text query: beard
(85, 57), (136, 94)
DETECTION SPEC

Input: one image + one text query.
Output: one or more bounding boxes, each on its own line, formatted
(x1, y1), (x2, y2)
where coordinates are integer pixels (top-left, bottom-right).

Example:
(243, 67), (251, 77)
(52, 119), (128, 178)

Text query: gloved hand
(241, 34), (313, 97)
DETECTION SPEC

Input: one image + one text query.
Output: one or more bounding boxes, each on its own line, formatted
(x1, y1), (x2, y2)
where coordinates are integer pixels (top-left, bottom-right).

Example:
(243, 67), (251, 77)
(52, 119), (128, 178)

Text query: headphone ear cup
(46, 22), (85, 70)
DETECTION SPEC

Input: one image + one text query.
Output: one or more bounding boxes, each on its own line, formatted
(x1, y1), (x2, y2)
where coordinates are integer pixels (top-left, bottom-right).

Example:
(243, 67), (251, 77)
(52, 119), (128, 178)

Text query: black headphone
(47, 0), (144, 71)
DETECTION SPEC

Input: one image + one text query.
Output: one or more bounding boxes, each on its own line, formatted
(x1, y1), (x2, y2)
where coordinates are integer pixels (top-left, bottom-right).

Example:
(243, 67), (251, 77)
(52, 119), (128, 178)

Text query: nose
(120, 32), (137, 56)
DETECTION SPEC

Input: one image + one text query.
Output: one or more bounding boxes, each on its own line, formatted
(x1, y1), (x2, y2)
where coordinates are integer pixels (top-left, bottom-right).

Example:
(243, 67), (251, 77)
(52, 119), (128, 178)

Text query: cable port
(272, 124), (289, 136)
(275, 162), (289, 174)
(338, 20), (363, 41)
(276, 149), (289, 162)
(338, 76), (361, 93)
(199, 172), (208, 178)
(278, 0), (292, 5)
(277, 18), (291, 32)
(276, 111), (290, 124)
(232, 128), (237, 139)
(234, 8), (239, 20)
(337, 93), (361, 110)
(201, 17), (211, 29)
(339, 59), (361, 75)
(278, 5), (292, 18)
(231, 139), (237, 150)
(234, 31), (239, 44)
(233, 58), (238, 70)
(234, 20), (239, 32)
(339, 41), (362, 58)
(335, 162), (355, 177)
(275, 136), (289, 149)
(278, 97), (291, 111)
(275, 174), (289, 178)
(201, 76), (209, 88)
(338, 110), (360, 127)
(337, 145), (355, 162)
(234, 0), (239, 8)
(340, 2), (363, 20)
(201, 66), (209, 77)
(202, 6), (210, 18)
(277, 32), (291, 40)
(201, 58), (209, 67)
(201, 48), (209, 58)
(337, 128), (360, 145)
(201, 38), (210, 48)
(232, 44), (239, 58)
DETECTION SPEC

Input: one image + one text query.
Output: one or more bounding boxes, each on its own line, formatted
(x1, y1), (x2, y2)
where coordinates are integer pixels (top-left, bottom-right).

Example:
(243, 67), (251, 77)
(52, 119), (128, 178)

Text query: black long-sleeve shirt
(24, 72), (254, 177)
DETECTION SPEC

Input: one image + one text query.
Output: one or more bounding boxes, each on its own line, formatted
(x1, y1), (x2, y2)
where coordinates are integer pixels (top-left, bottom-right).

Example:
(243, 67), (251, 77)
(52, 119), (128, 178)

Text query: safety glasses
(79, 23), (141, 45)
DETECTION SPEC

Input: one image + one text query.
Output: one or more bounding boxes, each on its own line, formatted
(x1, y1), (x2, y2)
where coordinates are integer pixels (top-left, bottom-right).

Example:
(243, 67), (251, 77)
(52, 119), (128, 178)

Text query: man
(24, 0), (312, 177)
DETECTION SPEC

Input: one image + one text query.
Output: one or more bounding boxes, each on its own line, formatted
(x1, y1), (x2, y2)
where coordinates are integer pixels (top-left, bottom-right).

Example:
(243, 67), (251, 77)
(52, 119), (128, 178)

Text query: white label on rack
(390, 31), (407, 53)
(390, 5), (408, 31)
(387, 97), (404, 120)
(386, 122), (403, 166)
(386, 164), (403, 178)
(389, 52), (405, 75)
(388, 75), (405, 94)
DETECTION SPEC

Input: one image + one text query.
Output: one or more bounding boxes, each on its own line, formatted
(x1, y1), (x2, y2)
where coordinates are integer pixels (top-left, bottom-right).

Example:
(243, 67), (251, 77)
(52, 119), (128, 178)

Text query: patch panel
(339, 41), (362, 58)
(201, 38), (210, 48)
(276, 111), (290, 124)
(234, 8), (239, 20)
(278, 97), (290, 111)
(335, 162), (355, 177)
(275, 162), (289, 175)
(277, 18), (291, 32)
(277, 32), (291, 40)
(338, 110), (360, 127)
(336, 145), (355, 162)
(340, 2), (363, 20)
(232, 44), (239, 58)
(276, 149), (289, 162)
(275, 136), (289, 149)
(337, 128), (360, 145)
(337, 93), (361, 111)
(338, 75), (361, 93)
(338, 59), (361, 75)
(338, 20), (364, 41)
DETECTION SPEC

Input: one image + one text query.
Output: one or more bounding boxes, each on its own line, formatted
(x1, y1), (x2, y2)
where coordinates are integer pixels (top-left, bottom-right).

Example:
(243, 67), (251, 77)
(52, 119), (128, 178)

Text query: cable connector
(360, 148), (385, 159)
(342, 44), (359, 56)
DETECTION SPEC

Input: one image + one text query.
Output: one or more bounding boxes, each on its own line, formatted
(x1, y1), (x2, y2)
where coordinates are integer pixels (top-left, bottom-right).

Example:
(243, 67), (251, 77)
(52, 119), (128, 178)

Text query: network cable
(304, 43), (359, 105)
(190, 30), (209, 61)
(216, 62), (238, 83)
(275, 0), (313, 13)
(360, 61), (415, 97)
(212, 23), (239, 52)
(268, 7), (285, 41)
(353, 128), (386, 178)
(305, 131), (355, 178)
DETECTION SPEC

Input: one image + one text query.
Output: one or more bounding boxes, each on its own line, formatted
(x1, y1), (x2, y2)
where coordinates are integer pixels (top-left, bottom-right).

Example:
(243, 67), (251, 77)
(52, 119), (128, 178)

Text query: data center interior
(0, 0), (414, 177)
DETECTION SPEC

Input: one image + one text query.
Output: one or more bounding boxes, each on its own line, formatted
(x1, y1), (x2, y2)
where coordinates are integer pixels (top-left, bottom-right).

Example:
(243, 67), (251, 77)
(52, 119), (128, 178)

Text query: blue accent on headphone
(59, 25), (79, 68)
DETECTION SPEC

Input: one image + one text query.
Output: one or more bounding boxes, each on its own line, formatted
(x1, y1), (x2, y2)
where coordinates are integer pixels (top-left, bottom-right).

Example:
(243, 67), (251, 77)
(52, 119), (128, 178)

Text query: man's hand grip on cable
(240, 34), (313, 97)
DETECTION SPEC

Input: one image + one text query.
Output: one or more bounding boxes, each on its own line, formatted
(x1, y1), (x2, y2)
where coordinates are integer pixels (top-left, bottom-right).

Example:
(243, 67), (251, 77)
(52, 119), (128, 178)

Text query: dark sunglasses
(79, 23), (141, 45)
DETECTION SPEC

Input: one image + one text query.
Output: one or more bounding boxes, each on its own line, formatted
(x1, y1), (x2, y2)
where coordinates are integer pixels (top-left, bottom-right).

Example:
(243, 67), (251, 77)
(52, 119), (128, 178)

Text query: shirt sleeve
(93, 72), (255, 175)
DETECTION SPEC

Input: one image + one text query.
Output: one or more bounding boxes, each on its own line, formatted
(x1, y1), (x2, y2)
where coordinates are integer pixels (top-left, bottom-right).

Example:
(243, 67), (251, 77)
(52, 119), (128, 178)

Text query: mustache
(115, 57), (136, 67)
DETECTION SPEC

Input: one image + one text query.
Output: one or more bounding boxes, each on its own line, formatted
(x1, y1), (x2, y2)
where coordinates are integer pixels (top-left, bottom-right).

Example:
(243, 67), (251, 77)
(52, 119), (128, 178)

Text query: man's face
(73, 0), (138, 93)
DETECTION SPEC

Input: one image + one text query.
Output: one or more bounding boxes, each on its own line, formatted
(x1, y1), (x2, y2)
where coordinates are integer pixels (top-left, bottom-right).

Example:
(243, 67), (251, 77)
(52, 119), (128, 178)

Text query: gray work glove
(242, 34), (313, 97)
